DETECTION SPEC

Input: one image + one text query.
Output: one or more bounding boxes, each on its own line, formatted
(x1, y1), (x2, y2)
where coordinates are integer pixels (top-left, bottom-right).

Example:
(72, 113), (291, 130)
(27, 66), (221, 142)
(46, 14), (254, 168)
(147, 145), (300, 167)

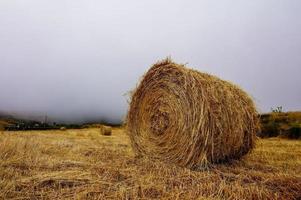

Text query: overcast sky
(0, 0), (300, 123)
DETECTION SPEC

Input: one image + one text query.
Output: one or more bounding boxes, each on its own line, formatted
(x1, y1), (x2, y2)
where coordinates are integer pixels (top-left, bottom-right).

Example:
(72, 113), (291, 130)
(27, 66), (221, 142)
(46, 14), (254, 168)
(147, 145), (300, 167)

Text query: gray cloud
(0, 0), (300, 123)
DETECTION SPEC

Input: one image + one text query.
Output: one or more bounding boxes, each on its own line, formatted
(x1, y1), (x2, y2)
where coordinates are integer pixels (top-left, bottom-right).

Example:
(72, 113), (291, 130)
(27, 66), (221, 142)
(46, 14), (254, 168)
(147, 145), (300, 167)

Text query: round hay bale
(100, 125), (112, 136)
(126, 59), (259, 169)
(60, 127), (66, 131)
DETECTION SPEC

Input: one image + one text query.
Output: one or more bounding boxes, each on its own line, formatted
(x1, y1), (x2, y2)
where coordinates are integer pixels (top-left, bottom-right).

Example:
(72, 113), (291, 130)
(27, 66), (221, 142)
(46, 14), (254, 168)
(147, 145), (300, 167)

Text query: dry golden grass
(0, 128), (300, 200)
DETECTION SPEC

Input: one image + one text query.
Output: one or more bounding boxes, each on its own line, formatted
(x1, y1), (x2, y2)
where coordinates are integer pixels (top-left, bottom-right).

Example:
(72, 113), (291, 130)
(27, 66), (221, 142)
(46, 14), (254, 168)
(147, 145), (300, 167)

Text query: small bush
(258, 112), (301, 139)
(259, 122), (280, 138)
(280, 124), (301, 139)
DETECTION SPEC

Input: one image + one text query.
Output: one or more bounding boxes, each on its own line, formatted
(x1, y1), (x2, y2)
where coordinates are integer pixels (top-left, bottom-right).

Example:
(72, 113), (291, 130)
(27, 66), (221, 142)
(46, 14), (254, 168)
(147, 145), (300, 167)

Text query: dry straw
(126, 58), (259, 169)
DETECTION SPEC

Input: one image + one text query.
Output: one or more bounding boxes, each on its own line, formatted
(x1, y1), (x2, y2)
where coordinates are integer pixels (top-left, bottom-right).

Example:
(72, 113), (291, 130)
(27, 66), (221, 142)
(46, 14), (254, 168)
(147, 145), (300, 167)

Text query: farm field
(0, 128), (300, 200)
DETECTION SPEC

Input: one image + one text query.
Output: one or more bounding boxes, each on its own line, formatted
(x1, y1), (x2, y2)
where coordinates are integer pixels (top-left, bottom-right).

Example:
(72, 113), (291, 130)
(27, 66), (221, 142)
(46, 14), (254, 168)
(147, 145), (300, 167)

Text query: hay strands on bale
(126, 58), (259, 169)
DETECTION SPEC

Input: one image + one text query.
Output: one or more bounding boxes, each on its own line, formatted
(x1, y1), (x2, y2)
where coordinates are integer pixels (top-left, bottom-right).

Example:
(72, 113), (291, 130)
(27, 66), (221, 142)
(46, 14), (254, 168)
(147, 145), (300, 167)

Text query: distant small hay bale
(100, 125), (112, 136)
(126, 58), (260, 169)
(0, 125), (4, 133)
(60, 127), (67, 131)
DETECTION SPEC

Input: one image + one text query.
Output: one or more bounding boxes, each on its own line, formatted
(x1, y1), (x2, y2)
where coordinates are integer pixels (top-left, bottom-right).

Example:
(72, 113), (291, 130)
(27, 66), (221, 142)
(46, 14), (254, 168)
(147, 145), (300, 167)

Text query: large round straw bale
(100, 125), (112, 136)
(126, 59), (259, 169)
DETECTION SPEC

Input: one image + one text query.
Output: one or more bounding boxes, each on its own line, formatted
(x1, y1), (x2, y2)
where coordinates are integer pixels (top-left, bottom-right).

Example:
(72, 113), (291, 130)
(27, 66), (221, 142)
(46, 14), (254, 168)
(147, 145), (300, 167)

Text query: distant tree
(271, 106), (283, 113)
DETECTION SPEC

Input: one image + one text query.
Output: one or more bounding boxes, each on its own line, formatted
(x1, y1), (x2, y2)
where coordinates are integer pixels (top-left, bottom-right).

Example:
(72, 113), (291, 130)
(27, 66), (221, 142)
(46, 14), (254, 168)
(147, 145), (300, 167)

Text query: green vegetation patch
(259, 112), (301, 139)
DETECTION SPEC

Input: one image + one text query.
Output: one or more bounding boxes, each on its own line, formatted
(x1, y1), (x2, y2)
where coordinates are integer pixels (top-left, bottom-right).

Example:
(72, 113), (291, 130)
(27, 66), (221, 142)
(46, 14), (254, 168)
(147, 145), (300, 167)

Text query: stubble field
(0, 128), (300, 200)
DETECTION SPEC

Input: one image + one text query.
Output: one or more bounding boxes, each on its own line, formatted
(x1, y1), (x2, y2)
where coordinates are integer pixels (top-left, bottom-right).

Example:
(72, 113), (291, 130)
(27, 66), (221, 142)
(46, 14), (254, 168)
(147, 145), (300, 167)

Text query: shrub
(280, 124), (301, 139)
(259, 121), (280, 138)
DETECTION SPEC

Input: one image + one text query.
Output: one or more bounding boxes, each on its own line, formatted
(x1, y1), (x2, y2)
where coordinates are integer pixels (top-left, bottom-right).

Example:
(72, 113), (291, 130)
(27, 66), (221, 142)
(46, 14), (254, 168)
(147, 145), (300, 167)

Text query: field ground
(0, 128), (300, 200)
